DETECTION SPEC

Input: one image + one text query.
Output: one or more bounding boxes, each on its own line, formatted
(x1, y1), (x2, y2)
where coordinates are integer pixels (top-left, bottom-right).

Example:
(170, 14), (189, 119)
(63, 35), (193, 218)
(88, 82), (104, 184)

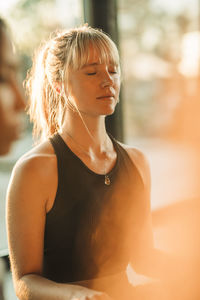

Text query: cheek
(70, 81), (93, 101)
(114, 79), (121, 94)
(0, 84), (16, 111)
(0, 84), (23, 130)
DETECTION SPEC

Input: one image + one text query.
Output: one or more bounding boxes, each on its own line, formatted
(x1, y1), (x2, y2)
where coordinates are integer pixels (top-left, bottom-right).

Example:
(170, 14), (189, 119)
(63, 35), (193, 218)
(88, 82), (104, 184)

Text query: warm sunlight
(179, 31), (200, 77)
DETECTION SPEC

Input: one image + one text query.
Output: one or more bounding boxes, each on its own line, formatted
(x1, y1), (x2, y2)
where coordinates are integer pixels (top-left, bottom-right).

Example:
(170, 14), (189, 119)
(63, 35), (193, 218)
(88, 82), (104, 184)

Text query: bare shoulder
(6, 140), (58, 279)
(8, 139), (57, 212)
(118, 141), (151, 187)
(14, 139), (56, 177)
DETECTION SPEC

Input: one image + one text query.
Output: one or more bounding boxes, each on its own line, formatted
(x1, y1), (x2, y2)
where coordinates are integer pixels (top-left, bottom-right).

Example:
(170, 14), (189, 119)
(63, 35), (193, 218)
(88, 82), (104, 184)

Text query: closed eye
(86, 72), (96, 75)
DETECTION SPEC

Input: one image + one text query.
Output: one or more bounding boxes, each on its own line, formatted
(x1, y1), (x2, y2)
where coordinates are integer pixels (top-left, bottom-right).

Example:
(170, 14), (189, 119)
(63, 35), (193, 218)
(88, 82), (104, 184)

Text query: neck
(60, 108), (116, 185)
(61, 109), (109, 153)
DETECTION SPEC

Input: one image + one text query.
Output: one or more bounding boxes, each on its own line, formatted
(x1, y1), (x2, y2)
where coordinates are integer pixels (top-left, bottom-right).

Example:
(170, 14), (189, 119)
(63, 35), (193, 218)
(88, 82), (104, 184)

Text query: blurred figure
(0, 17), (25, 299)
(0, 17), (25, 155)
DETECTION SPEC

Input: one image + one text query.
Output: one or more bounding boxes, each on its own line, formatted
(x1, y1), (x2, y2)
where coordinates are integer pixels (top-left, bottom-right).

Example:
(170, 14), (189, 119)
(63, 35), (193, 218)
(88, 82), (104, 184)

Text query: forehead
(70, 40), (119, 71)
(84, 45), (107, 64)
(88, 45), (101, 58)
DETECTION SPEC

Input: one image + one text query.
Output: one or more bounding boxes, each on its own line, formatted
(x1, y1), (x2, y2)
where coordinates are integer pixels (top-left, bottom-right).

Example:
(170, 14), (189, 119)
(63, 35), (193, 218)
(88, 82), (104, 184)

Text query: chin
(98, 102), (117, 115)
(0, 142), (12, 156)
(104, 110), (115, 117)
(102, 106), (116, 116)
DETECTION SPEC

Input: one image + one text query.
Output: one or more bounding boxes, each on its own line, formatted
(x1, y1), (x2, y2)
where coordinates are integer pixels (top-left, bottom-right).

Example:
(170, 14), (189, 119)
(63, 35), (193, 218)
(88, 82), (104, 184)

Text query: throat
(82, 152), (116, 175)
(60, 131), (117, 184)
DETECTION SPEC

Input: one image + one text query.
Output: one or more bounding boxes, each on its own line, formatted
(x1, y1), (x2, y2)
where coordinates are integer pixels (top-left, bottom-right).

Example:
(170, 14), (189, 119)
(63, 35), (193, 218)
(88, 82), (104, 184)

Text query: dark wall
(83, 0), (124, 141)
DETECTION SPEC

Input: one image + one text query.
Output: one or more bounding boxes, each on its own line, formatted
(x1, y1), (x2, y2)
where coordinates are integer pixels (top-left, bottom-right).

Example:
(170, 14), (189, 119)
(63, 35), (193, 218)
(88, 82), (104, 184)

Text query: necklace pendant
(105, 175), (111, 186)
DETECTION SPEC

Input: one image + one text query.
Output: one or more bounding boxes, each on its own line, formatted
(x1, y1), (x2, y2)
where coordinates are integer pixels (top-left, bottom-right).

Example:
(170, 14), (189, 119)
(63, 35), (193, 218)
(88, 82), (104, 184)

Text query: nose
(100, 71), (114, 88)
(10, 76), (26, 111)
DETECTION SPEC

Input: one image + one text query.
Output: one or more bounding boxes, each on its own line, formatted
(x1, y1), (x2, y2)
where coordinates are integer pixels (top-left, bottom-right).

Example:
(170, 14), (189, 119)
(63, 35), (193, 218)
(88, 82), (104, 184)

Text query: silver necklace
(64, 131), (111, 186)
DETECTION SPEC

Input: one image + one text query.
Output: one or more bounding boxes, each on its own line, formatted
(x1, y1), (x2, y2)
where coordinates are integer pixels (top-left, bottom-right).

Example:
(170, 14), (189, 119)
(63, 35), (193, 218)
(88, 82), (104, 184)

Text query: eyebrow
(81, 62), (118, 70)
(81, 62), (99, 69)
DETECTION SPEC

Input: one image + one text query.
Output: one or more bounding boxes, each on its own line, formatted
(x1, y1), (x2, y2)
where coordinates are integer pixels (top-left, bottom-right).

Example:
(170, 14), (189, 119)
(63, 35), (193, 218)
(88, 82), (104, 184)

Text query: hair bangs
(67, 29), (120, 71)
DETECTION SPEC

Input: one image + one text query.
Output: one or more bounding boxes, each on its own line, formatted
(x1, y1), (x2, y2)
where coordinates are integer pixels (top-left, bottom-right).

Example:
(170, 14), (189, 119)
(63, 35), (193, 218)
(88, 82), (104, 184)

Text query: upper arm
(6, 155), (56, 282)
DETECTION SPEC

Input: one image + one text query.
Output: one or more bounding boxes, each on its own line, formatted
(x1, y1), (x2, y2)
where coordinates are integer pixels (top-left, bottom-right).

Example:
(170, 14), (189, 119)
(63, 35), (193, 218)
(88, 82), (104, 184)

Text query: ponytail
(25, 42), (65, 143)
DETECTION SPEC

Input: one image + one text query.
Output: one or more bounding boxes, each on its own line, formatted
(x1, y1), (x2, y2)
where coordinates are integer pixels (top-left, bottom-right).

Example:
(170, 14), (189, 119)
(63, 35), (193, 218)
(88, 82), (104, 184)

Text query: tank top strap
(49, 133), (69, 159)
(108, 133), (133, 165)
(108, 133), (145, 188)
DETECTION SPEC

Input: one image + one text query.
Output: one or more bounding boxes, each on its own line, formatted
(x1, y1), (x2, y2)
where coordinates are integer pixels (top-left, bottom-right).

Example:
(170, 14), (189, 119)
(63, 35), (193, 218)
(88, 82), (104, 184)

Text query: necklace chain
(64, 131), (111, 186)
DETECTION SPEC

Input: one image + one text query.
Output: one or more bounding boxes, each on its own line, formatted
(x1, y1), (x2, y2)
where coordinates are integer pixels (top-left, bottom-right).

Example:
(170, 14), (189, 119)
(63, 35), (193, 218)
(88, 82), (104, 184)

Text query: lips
(96, 94), (115, 99)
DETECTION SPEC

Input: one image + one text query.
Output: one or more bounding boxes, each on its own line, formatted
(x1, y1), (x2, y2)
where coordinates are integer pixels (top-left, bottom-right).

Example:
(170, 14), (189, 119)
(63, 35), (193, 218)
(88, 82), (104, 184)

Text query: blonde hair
(25, 25), (120, 142)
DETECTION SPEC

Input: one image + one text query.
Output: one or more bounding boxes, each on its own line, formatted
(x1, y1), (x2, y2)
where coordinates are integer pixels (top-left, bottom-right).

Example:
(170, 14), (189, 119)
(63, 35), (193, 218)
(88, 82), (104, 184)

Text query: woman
(6, 25), (155, 300)
(0, 18), (25, 155)
(0, 17), (25, 300)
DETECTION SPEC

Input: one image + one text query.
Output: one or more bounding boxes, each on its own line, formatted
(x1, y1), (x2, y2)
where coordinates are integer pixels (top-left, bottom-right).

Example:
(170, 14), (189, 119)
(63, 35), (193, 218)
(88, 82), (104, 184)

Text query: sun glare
(0, 0), (18, 16)
(178, 31), (200, 77)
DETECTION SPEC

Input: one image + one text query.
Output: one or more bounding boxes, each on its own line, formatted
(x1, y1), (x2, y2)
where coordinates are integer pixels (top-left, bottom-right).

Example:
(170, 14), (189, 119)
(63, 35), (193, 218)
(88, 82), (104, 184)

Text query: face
(0, 29), (25, 155)
(66, 46), (120, 117)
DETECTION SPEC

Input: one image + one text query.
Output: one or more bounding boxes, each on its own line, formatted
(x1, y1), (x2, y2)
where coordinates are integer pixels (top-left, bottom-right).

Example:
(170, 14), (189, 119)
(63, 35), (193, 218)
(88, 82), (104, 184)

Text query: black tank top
(43, 133), (148, 283)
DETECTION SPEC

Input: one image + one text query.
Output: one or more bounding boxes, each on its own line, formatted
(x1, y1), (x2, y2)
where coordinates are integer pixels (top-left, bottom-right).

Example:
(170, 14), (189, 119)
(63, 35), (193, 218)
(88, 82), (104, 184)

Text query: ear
(52, 82), (62, 94)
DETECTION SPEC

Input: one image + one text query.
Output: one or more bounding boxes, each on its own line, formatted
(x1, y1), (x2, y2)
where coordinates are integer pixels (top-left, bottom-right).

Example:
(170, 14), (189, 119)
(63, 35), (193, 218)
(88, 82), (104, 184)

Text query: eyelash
(87, 72), (96, 76)
(86, 71), (117, 76)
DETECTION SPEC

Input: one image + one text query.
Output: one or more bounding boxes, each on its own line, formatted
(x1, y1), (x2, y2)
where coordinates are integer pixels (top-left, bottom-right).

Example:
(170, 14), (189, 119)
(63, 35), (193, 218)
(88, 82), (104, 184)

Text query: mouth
(96, 95), (115, 99)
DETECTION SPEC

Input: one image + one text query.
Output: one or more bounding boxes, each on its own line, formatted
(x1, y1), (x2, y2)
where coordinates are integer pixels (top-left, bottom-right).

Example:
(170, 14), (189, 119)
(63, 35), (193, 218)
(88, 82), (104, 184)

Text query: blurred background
(0, 0), (200, 299)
